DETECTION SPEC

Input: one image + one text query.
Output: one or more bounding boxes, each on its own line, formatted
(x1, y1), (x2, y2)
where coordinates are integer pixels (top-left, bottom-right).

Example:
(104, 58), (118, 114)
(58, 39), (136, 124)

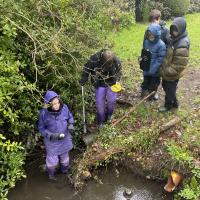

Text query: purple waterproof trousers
(95, 87), (117, 125)
(46, 152), (69, 176)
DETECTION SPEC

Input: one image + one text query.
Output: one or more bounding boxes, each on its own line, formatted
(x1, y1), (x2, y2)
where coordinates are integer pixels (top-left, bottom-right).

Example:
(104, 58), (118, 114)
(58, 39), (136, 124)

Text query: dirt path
(117, 68), (200, 111)
(178, 68), (200, 109)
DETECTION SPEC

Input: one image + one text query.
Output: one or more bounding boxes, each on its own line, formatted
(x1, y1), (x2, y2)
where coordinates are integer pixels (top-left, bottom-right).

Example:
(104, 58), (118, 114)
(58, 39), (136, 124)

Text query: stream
(8, 157), (171, 200)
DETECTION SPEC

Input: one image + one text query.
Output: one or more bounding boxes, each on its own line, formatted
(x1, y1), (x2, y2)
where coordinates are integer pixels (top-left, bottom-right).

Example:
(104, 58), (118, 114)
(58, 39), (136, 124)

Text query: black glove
(50, 133), (65, 141)
(142, 55), (148, 62)
(68, 124), (75, 134)
(79, 79), (86, 86)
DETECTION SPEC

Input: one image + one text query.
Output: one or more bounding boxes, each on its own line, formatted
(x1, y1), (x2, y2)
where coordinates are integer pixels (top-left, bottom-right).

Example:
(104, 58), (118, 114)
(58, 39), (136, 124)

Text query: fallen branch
(160, 116), (181, 132)
(71, 115), (182, 190)
(112, 91), (155, 127)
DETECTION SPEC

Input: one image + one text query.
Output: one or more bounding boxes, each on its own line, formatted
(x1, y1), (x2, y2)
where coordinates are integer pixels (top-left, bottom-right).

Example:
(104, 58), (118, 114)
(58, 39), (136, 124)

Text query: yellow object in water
(111, 82), (123, 93)
(164, 171), (183, 192)
(171, 171), (183, 186)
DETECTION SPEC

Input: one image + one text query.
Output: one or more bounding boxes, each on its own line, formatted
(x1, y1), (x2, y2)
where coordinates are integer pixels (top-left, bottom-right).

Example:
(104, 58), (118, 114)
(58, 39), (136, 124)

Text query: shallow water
(8, 161), (171, 200)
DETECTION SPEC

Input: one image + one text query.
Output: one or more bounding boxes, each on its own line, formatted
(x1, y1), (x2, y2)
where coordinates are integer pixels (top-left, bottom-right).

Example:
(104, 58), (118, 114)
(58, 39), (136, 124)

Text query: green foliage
(98, 104), (165, 153)
(142, 0), (191, 20)
(142, 2), (151, 22)
(167, 141), (200, 200)
(0, 0), (135, 141)
(142, 0), (171, 21)
(0, 20), (39, 137)
(0, 134), (25, 200)
(0, 0), (136, 198)
(178, 177), (200, 200)
(162, 0), (190, 17)
(188, 0), (200, 13)
(166, 142), (193, 164)
(108, 1), (134, 31)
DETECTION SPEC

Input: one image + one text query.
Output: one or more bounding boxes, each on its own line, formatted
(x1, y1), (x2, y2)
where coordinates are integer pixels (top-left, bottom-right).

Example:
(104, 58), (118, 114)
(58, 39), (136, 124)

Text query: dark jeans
(141, 76), (160, 93)
(162, 79), (179, 109)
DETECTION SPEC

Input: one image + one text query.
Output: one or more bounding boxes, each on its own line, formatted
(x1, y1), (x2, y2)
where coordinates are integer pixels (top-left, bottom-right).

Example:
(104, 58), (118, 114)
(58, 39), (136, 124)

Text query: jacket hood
(44, 90), (59, 104)
(147, 24), (161, 39)
(169, 17), (189, 49)
(159, 20), (166, 27)
(171, 17), (186, 36)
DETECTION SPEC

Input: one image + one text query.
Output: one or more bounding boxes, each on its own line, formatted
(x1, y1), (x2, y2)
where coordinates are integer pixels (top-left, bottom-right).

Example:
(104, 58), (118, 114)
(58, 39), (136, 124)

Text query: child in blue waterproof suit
(141, 24), (166, 99)
(38, 90), (74, 180)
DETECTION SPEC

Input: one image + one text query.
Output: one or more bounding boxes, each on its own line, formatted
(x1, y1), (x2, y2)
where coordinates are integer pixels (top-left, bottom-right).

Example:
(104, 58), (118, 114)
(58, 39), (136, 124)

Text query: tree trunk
(135, 0), (143, 22)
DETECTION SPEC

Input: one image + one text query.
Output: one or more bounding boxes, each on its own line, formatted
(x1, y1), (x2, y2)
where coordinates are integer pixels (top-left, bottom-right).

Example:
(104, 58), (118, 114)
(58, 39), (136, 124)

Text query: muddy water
(8, 160), (170, 200)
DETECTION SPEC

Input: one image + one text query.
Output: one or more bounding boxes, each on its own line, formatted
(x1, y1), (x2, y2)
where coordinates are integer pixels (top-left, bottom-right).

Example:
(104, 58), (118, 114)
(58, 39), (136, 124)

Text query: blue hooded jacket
(143, 24), (166, 77)
(38, 90), (74, 156)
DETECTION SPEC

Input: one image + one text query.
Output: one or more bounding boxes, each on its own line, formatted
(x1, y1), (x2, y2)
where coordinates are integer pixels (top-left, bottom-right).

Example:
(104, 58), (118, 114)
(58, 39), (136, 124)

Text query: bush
(0, 0), (116, 142)
(142, 1), (172, 21)
(188, 0), (200, 13)
(162, 0), (190, 17)
(0, 0), (130, 198)
(0, 134), (25, 200)
(107, 0), (134, 31)
(0, 20), (39, 139)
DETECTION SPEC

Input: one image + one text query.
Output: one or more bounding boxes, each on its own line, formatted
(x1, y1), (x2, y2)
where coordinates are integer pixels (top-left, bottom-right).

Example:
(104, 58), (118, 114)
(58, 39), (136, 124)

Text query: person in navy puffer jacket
(141, 23), (166, 99)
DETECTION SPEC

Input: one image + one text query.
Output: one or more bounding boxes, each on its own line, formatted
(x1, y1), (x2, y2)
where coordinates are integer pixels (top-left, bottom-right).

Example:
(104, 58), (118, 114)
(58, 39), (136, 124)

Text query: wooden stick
(160, 116), (181, 132)
(112, 91), (155, 127)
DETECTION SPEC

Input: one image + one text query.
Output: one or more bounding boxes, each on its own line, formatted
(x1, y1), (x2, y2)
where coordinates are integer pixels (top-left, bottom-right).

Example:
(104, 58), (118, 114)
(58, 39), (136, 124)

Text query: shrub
(107, 0), (134, 31)
(0, 0), (133, 198)
(188, 0), (200, 13)
(0, 134), (25, 200)
(0, 20), (39, 139)
(162, 0), (190, 17)
(142, 1), (172, 21)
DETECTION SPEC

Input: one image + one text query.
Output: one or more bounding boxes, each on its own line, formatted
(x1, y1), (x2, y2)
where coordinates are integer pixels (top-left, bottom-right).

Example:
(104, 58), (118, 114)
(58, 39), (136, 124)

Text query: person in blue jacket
(141, 23), (166, 99)
(38, 90), (74, 180)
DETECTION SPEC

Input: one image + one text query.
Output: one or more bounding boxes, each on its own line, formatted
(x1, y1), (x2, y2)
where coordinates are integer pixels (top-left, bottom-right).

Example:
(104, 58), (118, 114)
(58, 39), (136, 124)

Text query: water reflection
(8, 164), (170, 200)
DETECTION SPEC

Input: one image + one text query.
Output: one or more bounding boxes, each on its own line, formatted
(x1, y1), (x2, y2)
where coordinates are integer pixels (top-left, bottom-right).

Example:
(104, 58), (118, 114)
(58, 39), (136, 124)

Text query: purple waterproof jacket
(38, 90), (74, 156)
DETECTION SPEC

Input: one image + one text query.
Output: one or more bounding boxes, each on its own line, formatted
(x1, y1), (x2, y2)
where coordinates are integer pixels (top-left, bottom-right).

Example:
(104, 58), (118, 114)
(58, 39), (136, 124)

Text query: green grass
(185, 13), (200, 66)
(110, 23), (147, 61)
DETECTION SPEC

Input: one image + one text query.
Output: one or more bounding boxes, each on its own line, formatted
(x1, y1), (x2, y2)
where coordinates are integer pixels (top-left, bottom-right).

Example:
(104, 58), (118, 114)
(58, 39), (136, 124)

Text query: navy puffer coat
(143, 24), (166, 77)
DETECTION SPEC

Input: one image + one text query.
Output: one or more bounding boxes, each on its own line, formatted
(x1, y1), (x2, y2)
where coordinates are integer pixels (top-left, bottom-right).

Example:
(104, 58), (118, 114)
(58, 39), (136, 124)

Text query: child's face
(51, 98), (60, 111)
(148, 32), (155, 42)
(172, 31), (179, 38)
(152, 17), (160, 24)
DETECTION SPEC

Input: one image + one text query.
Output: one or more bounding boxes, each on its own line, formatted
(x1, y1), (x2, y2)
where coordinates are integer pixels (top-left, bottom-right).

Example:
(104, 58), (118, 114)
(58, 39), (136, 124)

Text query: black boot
(141, 90), (149, 98)
(173, 101), (179, 108)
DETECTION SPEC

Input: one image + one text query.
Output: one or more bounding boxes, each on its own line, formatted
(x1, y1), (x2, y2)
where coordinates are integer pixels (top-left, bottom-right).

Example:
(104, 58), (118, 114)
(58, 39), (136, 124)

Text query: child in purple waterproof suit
(38, 90), (74, 180)
(79, 50), (122, 127)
